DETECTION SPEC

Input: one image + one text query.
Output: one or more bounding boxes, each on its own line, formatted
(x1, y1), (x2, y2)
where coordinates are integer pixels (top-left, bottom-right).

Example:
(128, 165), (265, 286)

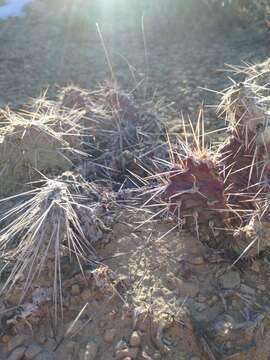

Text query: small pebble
(219, 271), (240, 289)
(81, 289), (92, 301)
(35, 351), (55, 360)
(25, 344), (42, 360)
(71, 284), (80, 295)
(84, 341), (98, 360)
(190, 256), (204, 265)
(104, 329), (116, 344)
(129, 331), (141, 347)
(7, 335), (26, 353)
(8, 347), (26, 360)
(2, 335), (10, 343)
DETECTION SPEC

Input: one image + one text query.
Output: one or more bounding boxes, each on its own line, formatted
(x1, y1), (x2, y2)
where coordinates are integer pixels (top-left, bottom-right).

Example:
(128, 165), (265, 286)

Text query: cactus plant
(151, 61), (270, 259)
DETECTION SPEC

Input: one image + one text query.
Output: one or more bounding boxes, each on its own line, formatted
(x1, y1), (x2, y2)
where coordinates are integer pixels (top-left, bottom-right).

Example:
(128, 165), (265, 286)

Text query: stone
(240, 284), (256, 296)
(219, 271), (241, 289)
(25, 344), (42, 359)
(115, 347), (139, 359)
(115, 340), (127, 351)
(129, 331), (141, 347)
(35, 351), (56, 360)
(106, 310), (118, 321)
(84, 341), (98, 360)
(174, 277), (199, 297)
(7, 347), (26, 360)
(104, 329), (116, 344)
(167, 273), (199, 297)
(2, 335), (10, 343)
(190, 256), (204, 265)
(7, 335), (26, 353)
(71, 284), (81, 295)
(81, 289), (92, 301)
(65, 341), (80, 354)
(251, 262), (260, 272)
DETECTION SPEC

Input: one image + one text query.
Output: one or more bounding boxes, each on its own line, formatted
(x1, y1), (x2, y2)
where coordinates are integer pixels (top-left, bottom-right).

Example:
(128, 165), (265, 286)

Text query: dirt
(0, 0), (268, 122)
(2, 209), (270, 360)
(0, 1), (270, 360)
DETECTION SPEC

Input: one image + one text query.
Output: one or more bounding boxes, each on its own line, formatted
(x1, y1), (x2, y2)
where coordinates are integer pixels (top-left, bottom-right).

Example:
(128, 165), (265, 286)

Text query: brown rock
(2, 335), (10, 343)
(115, 347), (139, 359)
(104, 329), (116, 344)
(168, 276), (199, 297)
(7, 347), (26, 360)
(190, 256), (204, 265)
(71, 283), (80, 295)
(81, 289), (92, 301)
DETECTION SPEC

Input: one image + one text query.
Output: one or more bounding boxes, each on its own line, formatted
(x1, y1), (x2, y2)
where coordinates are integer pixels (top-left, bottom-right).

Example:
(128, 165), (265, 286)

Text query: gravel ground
(0, 0), (268, 125)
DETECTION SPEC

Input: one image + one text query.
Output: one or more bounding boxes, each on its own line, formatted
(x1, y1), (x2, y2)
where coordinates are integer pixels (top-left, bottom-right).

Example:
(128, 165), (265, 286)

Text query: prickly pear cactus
(152, 61), (270, 259)
(160, 156), (228, 247)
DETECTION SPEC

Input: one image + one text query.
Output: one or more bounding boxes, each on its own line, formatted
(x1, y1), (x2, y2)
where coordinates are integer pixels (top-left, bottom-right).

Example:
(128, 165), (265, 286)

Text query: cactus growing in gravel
(0, 103), (87, 196)
(145, 115), (232, 249)
(151, 61), (270, 259)
(59, 84), (167, 185)
(0, 175), (114, 317)
(217, 63), (270, 257)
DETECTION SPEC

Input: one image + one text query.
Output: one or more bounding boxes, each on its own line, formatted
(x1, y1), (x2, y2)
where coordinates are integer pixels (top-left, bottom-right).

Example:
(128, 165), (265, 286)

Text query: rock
(167, 274), (199, 297)
(81, 289), (92, 301)
(65, 341), (80, 354)
(35, 351), (56, 360)
(39, 335), (47, 344)
(190, 256), (204, 265)
(115, 347), (139, 359)
(25, 344), (42, 359)
(212, 315), (235, 340)
(71, 284), (81, 295)
(251, 262), (260, 272)
(115, 340), (127, 351)
(104, 329), (116, 344)
(2, 335), (10, 343)
(240, 284), (256, 296)
(141, 351), (153, 360)
(8, 347), (26, 360)
(84, 341), (98, 360)
(105, 310), (118, 321)
(219, 271), (241, 289)
(7, 335), (26, 353)
(129, 331), (141, 347)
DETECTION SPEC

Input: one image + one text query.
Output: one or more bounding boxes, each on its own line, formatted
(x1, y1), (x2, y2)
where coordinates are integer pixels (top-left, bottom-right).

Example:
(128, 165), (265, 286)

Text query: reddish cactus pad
(162, 158), (227, 223)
